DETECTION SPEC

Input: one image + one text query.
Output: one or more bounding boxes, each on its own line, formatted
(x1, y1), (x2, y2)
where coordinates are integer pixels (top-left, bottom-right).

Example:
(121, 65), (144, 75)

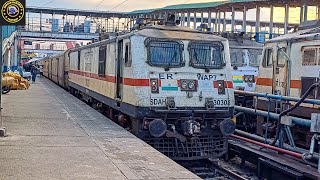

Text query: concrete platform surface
(0, 78), (200, 180)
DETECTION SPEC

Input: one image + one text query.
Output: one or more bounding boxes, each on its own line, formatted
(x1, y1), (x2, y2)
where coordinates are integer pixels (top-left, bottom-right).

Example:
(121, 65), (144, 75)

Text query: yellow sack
(11, 79), (19, 90)
(18, 83), (27, 90)
(2, 77), (14, 87)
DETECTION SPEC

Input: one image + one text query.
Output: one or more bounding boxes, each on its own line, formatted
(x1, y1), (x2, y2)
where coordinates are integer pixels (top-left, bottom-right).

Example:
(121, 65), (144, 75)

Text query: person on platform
(31, 65), (38, 83)
(39, 66), (44, 78)
(17, 64), (23, 77)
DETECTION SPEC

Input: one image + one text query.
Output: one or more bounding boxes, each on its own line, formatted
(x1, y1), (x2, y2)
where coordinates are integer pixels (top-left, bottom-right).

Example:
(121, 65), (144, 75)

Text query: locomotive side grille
(144, 135), (227, 160)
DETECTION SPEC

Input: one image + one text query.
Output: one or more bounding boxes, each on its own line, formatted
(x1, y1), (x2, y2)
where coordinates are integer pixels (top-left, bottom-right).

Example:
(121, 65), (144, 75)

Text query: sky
(26, 0), (318, 23)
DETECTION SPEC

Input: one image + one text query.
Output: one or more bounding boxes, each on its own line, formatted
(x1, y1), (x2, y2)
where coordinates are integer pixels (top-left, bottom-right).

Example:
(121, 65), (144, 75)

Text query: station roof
(26, 7), (124, 18)
(127, 0), (320, 15)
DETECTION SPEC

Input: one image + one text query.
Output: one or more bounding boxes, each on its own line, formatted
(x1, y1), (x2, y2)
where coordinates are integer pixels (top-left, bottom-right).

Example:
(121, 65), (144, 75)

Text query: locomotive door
(116, 40), (123, 102)
(272, 44), (288, 96)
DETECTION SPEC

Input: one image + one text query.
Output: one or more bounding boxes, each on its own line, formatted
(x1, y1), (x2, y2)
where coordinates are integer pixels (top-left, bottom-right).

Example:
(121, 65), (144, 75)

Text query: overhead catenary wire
(42, 0), (56, 7)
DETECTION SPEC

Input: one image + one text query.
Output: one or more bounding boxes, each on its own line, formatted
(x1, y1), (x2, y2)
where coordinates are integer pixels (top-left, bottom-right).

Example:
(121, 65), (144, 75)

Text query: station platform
(0, 78), (200, 180)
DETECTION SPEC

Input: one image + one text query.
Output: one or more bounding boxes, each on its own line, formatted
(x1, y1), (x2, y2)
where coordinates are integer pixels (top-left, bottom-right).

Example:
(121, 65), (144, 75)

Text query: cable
(42, 0), (56, 7)
(94, 0), (106, 10)
(271, 83), (320, 146)
(107, 0), (130, 12)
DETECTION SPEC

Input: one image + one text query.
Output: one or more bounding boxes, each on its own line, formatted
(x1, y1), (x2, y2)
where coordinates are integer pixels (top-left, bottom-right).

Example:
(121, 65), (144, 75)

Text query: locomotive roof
(135, 25), (227, 42)
(228, 38), (263, 48)
(266, 27), (320, 44)
(70, 25), (227, 52)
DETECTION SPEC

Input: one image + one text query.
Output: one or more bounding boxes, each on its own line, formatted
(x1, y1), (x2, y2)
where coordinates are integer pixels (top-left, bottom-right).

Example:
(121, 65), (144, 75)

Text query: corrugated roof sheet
(161, 1), (226, 10)
(126, 8), (159, 15)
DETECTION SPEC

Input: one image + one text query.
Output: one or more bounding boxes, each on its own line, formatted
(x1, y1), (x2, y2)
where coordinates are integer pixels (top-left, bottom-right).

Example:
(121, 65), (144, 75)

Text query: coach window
(277, 47), (286, 67)
(124, 42), (131, 67)
(98, 46), (107, 76)
(77, 51), (81, 70)
(302, 48), (317, 66)
(262, 48), (273, 68)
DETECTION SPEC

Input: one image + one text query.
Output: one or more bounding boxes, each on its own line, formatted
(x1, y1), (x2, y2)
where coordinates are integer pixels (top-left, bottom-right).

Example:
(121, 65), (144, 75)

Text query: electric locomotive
(255, 20), (320, 147)
(40, 16), (236, 160)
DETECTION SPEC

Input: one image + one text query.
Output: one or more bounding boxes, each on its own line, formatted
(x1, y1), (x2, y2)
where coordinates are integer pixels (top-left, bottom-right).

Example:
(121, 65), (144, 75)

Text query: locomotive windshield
(248, 49), (263, 67)
(147, 40), (183, 67)
(230, 48), (262, 67)
(230, 48), (245, 67)
(189, 42), (224, 69)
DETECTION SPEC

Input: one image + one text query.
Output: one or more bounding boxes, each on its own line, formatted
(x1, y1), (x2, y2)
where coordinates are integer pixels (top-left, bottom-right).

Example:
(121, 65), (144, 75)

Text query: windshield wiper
(194, 49), (210, 69)
(166, 51), (178, 69)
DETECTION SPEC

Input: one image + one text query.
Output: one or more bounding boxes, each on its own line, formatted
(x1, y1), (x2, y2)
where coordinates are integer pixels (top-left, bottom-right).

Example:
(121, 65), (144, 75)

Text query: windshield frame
(145, 38), (185, 68)
(188, 41), (225, 69)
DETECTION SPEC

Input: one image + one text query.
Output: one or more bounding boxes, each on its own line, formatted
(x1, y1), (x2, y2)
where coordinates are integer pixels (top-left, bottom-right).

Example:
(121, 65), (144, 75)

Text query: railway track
(179, 159), (257, 179)
(71, 91), (256, 179)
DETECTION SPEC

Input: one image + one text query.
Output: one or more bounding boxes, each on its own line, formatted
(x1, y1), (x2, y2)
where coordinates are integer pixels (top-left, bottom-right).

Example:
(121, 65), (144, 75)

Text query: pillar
(303, 2), (308, 22)
(27, 11), (30, 31)
(193, 12), (197, 29)
(187, 12), (191, 28)
(242, 6), (247, 32)
(284, 4), (289, 34)
(40, 11), (42, 32)
(214, 12), (218, 32)
(269, 5), (274, 39)
(208, 10), (212, 29)
(223, 12), (226, 32)
(318, 6), (320, 19)
(78, 14), (80, 27)
(107, 18), (109, 32)
(13, 38), (18, 71)
(300, 5), (304, 23)
(231, 6), (235, 33)
(217, 10), (221, 32)
(181, 12), (185, 27)
(200, 11), (204, 24)
(255, 5), (260, 42)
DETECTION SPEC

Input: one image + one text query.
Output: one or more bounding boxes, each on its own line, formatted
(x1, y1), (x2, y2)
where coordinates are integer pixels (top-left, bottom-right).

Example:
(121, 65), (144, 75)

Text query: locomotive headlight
(244, 75), (255, 83)
(244, 76), (249, 82)
(217, 80), (226, 95)
(181, 80), (197, 91)
(181, 81), (188, 90)
(188, 81), (195, 89)
(150, 79), (159, 93)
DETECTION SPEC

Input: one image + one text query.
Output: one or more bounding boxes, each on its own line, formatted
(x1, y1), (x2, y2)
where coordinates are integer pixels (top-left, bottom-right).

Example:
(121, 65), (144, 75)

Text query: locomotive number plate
(213, 99), (231, 106)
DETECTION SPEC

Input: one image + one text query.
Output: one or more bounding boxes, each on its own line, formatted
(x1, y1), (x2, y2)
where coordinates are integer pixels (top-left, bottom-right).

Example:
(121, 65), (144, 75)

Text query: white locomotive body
(41, 23), (235, 160)
(228, 37), (263, 92)
(255, 21), (320, 147)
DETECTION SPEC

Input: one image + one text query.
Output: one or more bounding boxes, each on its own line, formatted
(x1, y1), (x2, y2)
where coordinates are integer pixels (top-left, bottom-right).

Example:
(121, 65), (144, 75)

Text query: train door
(116, 39), (123, 103)
(272, 44), (288, 96)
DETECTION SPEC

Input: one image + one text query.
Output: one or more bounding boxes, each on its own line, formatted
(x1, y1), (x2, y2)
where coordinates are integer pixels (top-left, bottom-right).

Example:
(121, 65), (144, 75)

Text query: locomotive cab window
(277, 47), (287, 67)
(124, 42), (131, 67)
(146, 39), (183, 67)
(248, 49), (263, 67)
(230, 48), (245, 67)
(98, 46), (107, 76)
(302, 48), (317, 66)
(189, 42), (225, 69)
(262, 48), (273, 68)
